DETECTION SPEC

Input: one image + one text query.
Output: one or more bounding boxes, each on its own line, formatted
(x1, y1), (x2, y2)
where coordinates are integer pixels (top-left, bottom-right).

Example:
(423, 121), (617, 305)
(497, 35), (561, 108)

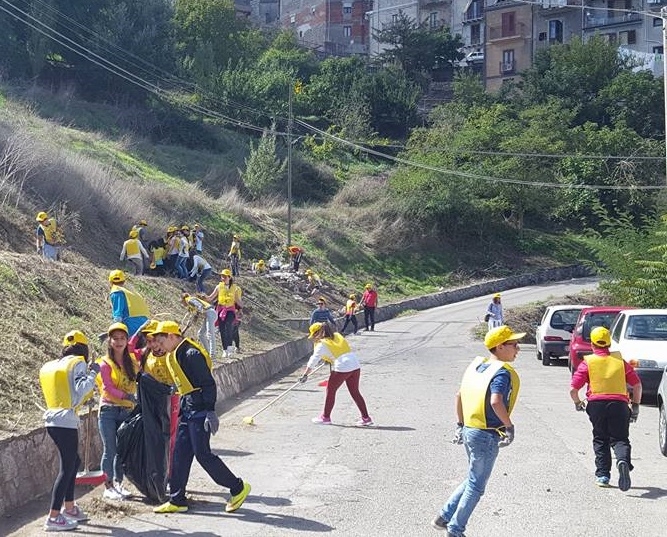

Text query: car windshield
(550, 309), (581, 329)
(581, 312), (620, 342)
(624, 315), (667, 340)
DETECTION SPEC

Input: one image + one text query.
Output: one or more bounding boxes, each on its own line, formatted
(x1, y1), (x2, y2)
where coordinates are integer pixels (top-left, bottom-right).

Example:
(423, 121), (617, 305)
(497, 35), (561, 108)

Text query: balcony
(488, 22), (529, 41)
(539, 0), (582, 8)
(500, 59), (515, 74)
(583, 12), (642, 29)
(463, 10), (484, 23)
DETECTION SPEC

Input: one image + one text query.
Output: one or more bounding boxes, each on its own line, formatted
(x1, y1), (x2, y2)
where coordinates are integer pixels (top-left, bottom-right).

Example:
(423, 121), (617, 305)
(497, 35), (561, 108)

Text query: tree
(240, 126), (286, 199)
(372, 10), (462, 84)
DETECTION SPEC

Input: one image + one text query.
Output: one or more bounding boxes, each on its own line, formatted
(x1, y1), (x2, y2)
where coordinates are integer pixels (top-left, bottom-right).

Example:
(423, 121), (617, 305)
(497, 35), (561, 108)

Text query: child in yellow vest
(299, 322), (373, 426)
(431, 325), (523, 536)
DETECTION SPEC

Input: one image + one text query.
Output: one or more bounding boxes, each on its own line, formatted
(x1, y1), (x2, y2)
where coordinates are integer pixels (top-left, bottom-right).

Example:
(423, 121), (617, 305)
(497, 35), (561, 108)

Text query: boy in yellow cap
(431, 325), (523, 536)
(341, 294), (359, 335)
(120, 229), (149, 275)
(35, 211), (63, 261)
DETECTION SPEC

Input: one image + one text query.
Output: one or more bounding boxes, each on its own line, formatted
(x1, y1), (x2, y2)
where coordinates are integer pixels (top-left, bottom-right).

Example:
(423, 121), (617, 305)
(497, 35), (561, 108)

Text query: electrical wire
(295, 118), (666, 190)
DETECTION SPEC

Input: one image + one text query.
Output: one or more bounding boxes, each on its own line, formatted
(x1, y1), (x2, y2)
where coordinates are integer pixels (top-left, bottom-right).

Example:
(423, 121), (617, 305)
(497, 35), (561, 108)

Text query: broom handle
(248, 363), (326, 420)
(82, 399), (92, 472)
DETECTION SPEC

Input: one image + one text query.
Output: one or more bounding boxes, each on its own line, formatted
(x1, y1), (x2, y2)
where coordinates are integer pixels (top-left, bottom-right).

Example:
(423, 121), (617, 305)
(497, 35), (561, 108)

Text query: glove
(298, 374), (308, 383)
(498, 425), (515, 448)
(124, 393), (138, 405)
(630, 403), (639, 423)
(574, 401), (586, 412)
(451, 424), (464, 445)
(204, 411), (219, 435)
(89, 362), (101, 374)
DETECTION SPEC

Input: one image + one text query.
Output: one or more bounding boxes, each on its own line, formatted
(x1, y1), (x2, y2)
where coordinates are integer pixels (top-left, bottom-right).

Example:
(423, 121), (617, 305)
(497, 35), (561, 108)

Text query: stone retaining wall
(0, 264), (591, 516)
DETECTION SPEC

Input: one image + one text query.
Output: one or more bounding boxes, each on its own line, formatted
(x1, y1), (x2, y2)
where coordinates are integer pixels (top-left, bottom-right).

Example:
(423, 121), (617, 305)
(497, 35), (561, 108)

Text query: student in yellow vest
(149, 321), (251, 515)
(40, 331), (100, 532)
(299, 322), (373, 426)
(228, 234), (242, 276)
(204, 269), (242, 358)
(252, 258), (267, 274)
(96, 322), (139, 501)
(431, 325), (523, 535)
(341, 293), (359, 335)
(120, 229), (149, 275)
(108, 270), (150, 336)
(35, 211), (63, 261)
(570, 326), (642, 490)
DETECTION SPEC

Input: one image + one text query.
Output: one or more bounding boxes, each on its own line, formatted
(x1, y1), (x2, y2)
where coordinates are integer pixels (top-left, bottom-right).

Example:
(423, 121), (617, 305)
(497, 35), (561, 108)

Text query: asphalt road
(6, 277), (667, 537)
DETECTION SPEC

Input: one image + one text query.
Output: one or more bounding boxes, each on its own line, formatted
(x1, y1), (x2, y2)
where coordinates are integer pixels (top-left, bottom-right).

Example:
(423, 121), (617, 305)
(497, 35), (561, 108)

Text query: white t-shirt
(306, 341), (361, 372)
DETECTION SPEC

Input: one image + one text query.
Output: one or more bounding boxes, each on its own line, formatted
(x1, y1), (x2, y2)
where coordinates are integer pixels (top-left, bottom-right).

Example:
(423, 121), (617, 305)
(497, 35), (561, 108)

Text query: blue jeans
(99, 405), (131, 483)
(176, 256), (188, 279)
(440, 427), (500, 536)
(196, 267), (212, 293)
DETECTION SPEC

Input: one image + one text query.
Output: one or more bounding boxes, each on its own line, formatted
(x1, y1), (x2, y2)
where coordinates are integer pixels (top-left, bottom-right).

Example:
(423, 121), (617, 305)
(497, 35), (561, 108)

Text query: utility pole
(663, 7), (667, 184)
(287, 82), (293, 248)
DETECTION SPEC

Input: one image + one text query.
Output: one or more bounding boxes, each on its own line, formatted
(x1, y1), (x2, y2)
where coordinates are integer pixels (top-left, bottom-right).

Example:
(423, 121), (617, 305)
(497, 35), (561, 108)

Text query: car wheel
(659, 405), (667, 457)
(542, 352), (551, 366)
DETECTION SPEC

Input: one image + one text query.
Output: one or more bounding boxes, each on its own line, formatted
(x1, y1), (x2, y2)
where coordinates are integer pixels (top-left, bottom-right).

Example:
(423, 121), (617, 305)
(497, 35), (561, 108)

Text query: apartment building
(280, 0), (373, 56)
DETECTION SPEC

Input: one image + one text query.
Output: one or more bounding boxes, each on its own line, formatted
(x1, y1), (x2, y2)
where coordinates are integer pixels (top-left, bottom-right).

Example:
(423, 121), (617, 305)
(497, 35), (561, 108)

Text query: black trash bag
(117, 373), (172, 502)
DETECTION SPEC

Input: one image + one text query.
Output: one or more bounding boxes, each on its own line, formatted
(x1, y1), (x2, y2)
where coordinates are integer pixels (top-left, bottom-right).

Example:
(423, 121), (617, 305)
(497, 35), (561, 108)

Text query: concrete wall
(0, 264), (591, 516)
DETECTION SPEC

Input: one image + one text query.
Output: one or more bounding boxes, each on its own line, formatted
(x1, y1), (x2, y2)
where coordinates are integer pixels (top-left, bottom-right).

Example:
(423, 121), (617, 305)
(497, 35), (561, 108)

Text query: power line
(295, 118), (665, 190)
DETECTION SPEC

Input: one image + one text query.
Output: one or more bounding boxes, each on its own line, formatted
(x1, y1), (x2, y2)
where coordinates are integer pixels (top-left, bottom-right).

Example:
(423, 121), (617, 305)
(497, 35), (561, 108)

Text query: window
(653, 46), (664, 55)
(429, 12), (437, 29)
(343, 3), (352, 14)
(619, 30), (636, 45)
(265, 12), (270, 24)
(654, 18), (662, 27)
(344, 25), (352, 38)
(501, 11), (516, 37)
(290, 14), (296, 24)
(548, 20), (563, 43)
(502, 49), (514, 73)
(471, 24), (481, 45)
(392, 13), (398, 24)
(538, 32), (546, 41)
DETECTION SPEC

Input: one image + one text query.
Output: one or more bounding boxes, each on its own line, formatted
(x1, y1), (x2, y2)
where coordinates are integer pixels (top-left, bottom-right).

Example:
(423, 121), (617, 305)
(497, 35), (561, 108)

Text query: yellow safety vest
(39, 355), (92, 410)
(583, 352), (627, 397)
(184, 295), (212, 313)
(38, 219), (58, 245)
(345, 300), (357, 315)
(110, 284), (150, 317)
(318, 333), (352, 364)
(166, 338), (212, 396)
(124, 238), (141, 257)
(217, 283), (242, 308)
(96, 355), (138, 408)
(229, 240), (241, 257)
(460, 356), (520, 429)
(143, 351), (173, 386)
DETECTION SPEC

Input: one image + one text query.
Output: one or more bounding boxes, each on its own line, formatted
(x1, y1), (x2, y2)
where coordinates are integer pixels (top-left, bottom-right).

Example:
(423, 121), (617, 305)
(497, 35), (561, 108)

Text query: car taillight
(544, 336), (564, 341)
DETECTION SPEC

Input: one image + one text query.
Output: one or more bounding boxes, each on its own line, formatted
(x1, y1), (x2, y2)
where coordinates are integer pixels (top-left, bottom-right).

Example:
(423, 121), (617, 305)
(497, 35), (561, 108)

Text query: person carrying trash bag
(40, 330), (100, 532)
(431, 325), (523, 536)
(149, 321), (251, 514)
(570, 326), (642, 491)
(299, 322), (373, 426)
(118, 320), (174, 503)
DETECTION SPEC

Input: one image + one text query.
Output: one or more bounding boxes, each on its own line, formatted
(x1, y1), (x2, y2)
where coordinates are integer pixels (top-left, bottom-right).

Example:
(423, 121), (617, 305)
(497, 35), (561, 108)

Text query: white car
(536, 305), (590, 366)
(609, 309), (667, 402)
(658, 368), (667, 456)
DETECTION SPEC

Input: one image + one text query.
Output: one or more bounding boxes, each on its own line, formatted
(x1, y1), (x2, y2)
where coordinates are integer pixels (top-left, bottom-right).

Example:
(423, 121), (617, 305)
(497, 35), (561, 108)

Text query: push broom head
(75, 470), (106, 486)
(242, 416), (255, 425)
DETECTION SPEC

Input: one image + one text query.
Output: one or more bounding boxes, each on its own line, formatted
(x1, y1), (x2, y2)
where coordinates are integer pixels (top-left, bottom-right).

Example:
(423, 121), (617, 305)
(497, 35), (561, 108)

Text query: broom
(75, 399), (106, 485)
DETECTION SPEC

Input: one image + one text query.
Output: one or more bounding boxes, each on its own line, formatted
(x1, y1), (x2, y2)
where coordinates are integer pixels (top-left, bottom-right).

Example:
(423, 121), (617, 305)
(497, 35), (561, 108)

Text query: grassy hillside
(0, 85), (592, 438)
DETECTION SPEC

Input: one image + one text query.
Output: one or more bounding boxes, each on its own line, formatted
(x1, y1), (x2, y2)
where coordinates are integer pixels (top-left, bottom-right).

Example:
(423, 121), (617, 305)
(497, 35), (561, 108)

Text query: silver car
(659, 367), (667, 456)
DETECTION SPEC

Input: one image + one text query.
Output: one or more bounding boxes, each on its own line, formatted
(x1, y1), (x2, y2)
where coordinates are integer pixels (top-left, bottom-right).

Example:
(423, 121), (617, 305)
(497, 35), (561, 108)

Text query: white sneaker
(45, 513), (78, 532)
(102, 487), (124, 501)
(61, 505), (89, 521)
(114, 481), (132, 498)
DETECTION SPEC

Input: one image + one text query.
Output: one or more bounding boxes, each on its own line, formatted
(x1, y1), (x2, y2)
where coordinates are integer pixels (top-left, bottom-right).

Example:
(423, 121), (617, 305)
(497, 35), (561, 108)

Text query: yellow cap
(590, 326), (611, 348)
(305, 269), (313, 274)
(107, 322), (129, 335)
(109, 269), (125, 284)
(140, 320), (159, 334)
(257, 259), (265, 264)
(62, 330), (88, 347)
(349, 294), (356, 300)
(484, 326), (525, 350)
(139, 220), (148, 226)
(493, 293), (501, 299)
(36, 211), (49, 222)
(309, 322), (325, 339)
(181, 225), (190, 231)
(167, 226), (177, 233)
(317, 296), (326, 304)
(149, 320), (182, 337)
(365, 283), (372, 290)
(220, 269), (232, 278)
(129, 229), (139, 239)
(194, 223), (200, 228)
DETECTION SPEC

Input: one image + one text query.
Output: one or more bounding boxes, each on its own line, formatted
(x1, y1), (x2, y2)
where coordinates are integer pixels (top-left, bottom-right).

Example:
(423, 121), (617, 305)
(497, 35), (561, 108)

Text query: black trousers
(342, 314), (358, 334)
(364, 307), (376, 330)
(586, 399), (632, 477)
(169, 415), (243, 506)
(47, 426), (80, 511)
(218, 310), (236, 350)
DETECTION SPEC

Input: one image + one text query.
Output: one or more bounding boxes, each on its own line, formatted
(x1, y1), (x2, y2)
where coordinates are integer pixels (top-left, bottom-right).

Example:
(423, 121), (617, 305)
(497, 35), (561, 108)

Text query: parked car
(658, 368), (667, 456)
(568, 306), (628, 374)
(609, 309), (667, 402)
(536, 305), (591, 366)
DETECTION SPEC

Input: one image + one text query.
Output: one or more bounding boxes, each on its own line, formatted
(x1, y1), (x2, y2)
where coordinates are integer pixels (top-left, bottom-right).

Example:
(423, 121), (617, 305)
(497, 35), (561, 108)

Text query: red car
(568, 306), (630, 374)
